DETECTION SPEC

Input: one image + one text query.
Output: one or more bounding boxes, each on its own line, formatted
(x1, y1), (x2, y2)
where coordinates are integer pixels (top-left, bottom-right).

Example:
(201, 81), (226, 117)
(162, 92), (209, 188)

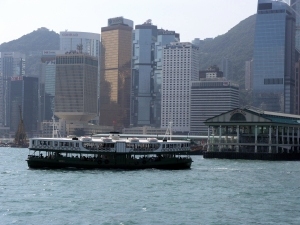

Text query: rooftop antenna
(77, 44), (83, 54)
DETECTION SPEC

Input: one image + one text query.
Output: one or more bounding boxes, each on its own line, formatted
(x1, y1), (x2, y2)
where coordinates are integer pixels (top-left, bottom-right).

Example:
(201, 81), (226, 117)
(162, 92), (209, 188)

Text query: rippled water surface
(1, 147), (300, 225)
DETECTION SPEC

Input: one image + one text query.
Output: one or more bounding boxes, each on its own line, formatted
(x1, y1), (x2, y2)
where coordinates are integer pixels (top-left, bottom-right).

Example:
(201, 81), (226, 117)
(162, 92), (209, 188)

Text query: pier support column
(237, 125), (240, 152)
(282, 127), (284, 150)
(297, 127), (300, 153)
(287, 127), (290, 153)
(255, 125), (258, 153)
(225, 126), (228, 147)
(219, 125), (222, 152)
(269, 126), (272, 153)
(207, 127), (210, 151)
(276, 126), (279, 153)
(292, 127), (295, 153)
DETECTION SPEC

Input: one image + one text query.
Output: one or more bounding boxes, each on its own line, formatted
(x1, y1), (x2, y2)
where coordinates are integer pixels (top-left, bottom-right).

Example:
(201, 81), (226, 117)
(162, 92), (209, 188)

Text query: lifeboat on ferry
(129, 138), (139, 142)
(81, 136), (92, 141)
(147, 138), (158, 142)
(101, 137), (112, 142)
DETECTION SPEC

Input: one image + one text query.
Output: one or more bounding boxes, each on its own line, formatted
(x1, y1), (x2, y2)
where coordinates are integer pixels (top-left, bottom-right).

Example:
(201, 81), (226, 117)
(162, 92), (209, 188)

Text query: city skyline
(0, 0), (257, 45)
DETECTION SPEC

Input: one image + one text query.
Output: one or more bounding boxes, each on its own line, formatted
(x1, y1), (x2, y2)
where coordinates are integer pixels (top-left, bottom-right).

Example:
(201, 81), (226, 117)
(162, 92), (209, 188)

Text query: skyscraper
(54, 53), (98, 123)
(131, 20), (180, 127)
(252, 0), (295, 113)
(245, 59), (253, 90)
(161, 42), (199, 133)
(40, 50), (64, 122)
(0, 52), (25, 127)
(60, 31), (101, 122)
(153, 29), (180, 127)
(291, 0), (300, 51)
(131, 21), (157, 127)
(221, 57), (230, 80)
(190, 71), (239, 135)
(10, 76), (39, 136)
(100, 17), (133, 130)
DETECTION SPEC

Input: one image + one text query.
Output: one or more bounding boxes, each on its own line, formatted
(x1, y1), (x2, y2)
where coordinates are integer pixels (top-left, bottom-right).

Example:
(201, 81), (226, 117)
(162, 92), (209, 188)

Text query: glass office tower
(100, 17), (133, 130)
(291, 0), (300, 51)
(131, 22), (157, 127)
(253, 0), (295, 113)
(0, 52), (25, 127)
(131, 21), (180, 128)
(10, 76), (38, 136)
(40, 50), (64, 122)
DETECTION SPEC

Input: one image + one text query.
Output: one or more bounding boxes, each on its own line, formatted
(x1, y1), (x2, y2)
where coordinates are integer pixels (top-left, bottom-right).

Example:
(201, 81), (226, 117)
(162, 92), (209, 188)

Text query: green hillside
(199, 14), (256, 88)
(0, 27), (59, 77)
(0, 27), (59, 54)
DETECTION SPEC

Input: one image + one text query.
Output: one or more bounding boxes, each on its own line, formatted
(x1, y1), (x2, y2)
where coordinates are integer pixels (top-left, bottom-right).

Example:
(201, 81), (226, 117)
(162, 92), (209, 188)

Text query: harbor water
(1, 147), (300, 225)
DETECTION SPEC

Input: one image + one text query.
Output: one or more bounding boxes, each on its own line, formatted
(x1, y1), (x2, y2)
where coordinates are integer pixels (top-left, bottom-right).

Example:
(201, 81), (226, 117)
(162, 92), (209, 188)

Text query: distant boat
(13, 105), (28, 148)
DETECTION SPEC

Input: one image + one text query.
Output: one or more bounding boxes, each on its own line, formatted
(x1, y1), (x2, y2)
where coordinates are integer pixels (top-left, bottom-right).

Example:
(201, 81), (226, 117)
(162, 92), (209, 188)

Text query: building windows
(264, 78), (283, 85)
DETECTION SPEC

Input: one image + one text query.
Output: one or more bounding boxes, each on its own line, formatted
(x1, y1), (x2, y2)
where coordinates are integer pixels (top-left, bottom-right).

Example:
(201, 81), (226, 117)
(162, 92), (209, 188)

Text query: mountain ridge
(0, 15), (256, 104)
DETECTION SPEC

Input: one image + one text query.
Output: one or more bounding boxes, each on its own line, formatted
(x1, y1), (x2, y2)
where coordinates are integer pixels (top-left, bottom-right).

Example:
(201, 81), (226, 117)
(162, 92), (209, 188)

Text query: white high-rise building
(161, 42), (199, 133)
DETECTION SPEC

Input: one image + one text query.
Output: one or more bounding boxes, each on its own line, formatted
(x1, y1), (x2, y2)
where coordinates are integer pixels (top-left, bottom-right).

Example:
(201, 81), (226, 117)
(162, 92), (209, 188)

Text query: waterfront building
(204, 107), (300, 160)
(54, 53), (98, 127)
(0, 52), (25, 127)
(10, 76), (39, 136)
(252, 0), (295, 113)
(100, 17), (133, 130)
(161, 42), (199, 133)
(245, 59), (253, 90)
(131, 20), (179, 127)
(190, 72), (239, 135)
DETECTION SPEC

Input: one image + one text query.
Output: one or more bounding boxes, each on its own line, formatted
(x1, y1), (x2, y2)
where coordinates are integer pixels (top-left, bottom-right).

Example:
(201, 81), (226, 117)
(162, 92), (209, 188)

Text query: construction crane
(14, 105), (28, 147)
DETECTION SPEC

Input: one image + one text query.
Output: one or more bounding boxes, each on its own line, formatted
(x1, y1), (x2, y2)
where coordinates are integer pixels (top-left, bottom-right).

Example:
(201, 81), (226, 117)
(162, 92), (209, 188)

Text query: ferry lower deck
(26, 151), (192, 170)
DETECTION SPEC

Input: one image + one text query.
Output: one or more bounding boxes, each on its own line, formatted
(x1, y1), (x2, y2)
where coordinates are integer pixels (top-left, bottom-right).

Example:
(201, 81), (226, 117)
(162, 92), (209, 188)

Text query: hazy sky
(0, 0), (258, 45)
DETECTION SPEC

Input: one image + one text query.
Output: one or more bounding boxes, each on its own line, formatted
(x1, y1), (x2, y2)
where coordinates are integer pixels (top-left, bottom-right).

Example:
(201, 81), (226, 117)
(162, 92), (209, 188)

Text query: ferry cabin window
(54, 141), (58, 147)
(76, 143), (79, 147)
(32, 140), (35, 145)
